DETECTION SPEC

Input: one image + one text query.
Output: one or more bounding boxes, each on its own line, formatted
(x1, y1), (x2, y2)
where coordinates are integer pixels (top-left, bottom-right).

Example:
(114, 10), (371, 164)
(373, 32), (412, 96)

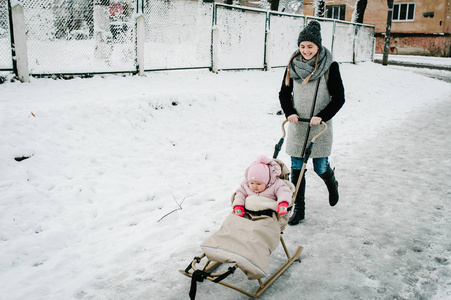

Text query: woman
(278, 20), (345, 225)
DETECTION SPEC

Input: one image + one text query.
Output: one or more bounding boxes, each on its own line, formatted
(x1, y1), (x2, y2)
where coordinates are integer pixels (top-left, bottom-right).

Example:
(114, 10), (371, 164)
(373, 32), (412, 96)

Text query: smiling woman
(299, 41), (319, 61)
(278, 20), (345, 225)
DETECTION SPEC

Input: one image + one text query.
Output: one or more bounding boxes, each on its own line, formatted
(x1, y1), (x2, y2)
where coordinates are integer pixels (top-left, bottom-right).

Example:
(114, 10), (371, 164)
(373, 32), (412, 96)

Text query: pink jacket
(232, 159), (292, 208)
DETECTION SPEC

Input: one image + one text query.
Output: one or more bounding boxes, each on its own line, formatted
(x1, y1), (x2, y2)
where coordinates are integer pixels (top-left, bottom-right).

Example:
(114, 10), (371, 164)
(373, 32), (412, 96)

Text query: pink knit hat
(247, 155), (271, 185)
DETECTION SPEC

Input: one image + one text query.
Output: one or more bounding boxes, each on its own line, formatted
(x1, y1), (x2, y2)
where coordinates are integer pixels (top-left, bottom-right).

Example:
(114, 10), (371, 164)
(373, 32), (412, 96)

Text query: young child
(232, 155), (293, 217)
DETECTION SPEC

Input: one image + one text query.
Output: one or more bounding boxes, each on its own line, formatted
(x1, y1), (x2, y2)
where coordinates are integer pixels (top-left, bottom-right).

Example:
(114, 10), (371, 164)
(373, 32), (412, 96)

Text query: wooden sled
(179, 235), (302, 298)
(180, 119), (326, 299)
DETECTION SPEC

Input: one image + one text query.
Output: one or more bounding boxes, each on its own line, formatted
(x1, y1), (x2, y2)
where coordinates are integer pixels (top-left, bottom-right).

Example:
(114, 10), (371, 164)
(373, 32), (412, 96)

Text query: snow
(10, 1), (23, 8)
(374, 53), (451, 67)
(1, 59), (450, 300)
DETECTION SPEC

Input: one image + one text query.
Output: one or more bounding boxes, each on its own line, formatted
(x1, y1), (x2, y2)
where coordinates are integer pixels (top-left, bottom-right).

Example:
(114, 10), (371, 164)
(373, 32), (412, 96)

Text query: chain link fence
(21, 0), (136, 74)
(0, 1), (12, 71)
(3, 0), (375, 76)
(308, 17), (375, 64)
(354, 25), (375, 62)
(331, 21), (356, 63)
(215, 5), (267, 70)
(143, 0), (212, 70)
(267, 13), (305, 68)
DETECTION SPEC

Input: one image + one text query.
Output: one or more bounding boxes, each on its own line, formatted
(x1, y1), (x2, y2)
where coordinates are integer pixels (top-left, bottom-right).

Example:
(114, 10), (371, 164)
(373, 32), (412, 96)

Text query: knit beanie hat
(297, 20), (322, 48)
(247, 155), (271, 185)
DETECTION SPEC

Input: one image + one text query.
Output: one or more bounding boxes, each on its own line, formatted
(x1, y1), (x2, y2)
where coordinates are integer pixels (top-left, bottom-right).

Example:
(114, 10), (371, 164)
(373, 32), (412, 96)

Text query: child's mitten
(233, 205), (245, 217)
(276, 202), (289, 216)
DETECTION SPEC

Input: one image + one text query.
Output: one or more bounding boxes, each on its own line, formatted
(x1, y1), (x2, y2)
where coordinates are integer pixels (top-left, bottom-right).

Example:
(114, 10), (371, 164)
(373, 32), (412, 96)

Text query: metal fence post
(10, 1), (29, 82)
(211, 4), (219, 73)
(136, 14), (145, 76)
(352, 24), (358, 64)
(330, 20), (336, 57)
(212, 25), (219, 73)
(265, 30), (271, 71)
(265, 13), (271, 71)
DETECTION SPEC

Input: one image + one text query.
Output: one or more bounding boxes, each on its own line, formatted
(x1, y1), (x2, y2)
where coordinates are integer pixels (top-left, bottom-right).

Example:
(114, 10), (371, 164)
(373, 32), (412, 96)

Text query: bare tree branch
(157, 196), (186, 222)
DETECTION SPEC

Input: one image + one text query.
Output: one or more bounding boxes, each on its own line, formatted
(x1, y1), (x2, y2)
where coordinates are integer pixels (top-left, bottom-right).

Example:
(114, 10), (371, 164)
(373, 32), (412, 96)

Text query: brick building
(301, 0), (451, 56)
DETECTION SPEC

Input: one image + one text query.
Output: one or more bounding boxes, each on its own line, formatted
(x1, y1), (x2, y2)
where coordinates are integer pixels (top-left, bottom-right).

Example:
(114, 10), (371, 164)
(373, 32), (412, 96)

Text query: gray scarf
(289, 46), (333, 82)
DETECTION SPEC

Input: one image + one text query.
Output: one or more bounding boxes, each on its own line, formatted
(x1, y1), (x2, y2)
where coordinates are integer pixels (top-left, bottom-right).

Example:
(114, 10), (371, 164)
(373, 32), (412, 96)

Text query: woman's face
(299, 41), (319, 61)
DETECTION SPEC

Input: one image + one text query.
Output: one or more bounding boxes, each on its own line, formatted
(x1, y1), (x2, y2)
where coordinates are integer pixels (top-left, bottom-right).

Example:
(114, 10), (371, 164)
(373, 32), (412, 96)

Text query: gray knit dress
(286, 75), (333, 158)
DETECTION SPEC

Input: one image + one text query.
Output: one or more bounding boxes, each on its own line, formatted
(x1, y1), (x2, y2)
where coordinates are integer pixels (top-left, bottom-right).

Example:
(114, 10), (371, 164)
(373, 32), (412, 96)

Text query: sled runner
(180, 118), (327, 299)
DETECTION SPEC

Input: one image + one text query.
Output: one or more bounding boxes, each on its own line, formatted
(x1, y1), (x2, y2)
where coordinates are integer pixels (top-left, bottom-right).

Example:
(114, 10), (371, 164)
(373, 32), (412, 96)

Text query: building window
(326, 5), (346, 21)
(393, 3), (415, 21)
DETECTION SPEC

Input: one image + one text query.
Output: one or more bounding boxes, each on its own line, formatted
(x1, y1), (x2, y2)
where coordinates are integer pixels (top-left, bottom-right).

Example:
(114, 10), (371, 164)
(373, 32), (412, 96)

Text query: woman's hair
(285, 50), (320, 86)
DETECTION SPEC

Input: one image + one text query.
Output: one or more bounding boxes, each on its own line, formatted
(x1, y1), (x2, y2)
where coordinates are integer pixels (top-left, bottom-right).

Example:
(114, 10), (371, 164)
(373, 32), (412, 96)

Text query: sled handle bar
(279, 118), (327, 140)
(282, 118), (327, 139)
(297, 117), (311, 123)
(273, 118), (328, 159)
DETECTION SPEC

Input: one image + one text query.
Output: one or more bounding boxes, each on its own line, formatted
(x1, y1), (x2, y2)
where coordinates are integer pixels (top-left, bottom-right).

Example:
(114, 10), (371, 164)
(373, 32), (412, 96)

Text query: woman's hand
(310, 116), (322, 126)
(287, 114), (299, 124)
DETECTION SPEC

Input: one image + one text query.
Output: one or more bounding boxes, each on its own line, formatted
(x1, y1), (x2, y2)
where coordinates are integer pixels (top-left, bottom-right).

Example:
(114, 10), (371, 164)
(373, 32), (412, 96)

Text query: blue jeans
(291, 156), (329, 175)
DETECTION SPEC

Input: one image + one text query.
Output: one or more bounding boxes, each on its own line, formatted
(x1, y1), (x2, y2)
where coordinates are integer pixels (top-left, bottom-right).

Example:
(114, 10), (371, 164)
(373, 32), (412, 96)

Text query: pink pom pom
(256, 155), (271, 165)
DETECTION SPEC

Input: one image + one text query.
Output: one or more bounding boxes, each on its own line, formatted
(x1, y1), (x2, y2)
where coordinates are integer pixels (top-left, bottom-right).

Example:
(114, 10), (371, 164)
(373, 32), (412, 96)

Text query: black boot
(288, 169), (306, 225)
(319, 165), (339, 206)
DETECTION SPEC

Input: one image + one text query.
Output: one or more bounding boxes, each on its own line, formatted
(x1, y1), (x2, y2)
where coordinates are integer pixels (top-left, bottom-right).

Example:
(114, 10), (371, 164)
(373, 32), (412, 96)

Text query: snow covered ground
(1, 59), (450, 300)
(374, 53), (451, 68)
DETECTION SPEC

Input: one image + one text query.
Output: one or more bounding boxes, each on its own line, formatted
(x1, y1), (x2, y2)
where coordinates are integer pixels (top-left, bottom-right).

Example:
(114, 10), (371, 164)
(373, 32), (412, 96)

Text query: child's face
(248, 180), (267, 193)
(299, 41), (319, 61)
